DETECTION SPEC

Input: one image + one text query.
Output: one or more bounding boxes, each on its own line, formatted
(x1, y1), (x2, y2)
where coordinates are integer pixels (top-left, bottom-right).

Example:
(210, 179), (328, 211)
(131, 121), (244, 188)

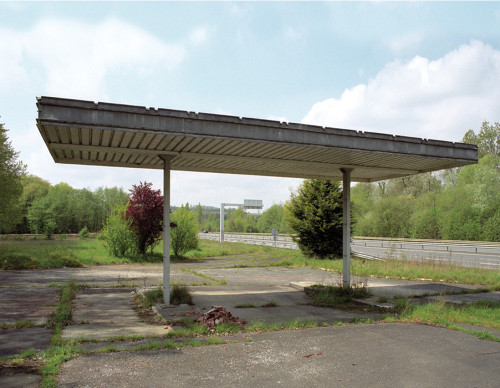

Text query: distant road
(199, 233), (500, 270)
(352, 239), (500, 270)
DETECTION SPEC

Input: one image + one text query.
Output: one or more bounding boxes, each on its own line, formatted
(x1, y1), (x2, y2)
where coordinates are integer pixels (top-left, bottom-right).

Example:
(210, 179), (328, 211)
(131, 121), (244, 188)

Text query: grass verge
(388, 299), (500, 342)
(272, 255), (500, 288)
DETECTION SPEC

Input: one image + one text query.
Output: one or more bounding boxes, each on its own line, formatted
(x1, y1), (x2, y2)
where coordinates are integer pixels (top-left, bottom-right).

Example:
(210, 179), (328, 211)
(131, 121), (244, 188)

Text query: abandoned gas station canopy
(36, 96), (477, 182)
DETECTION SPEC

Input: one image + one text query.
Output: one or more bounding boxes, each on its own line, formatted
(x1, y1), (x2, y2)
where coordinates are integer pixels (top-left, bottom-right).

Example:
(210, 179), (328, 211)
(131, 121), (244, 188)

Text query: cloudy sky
(1, 1), (499, 209)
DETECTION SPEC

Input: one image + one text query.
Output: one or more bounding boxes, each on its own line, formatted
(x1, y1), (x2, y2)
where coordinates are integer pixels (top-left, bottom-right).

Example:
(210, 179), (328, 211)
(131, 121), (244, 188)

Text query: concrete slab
(0, 373), (41, 388)
(0, 287), (59, 325)
(0, 327), (52, 357)
(57, 323), (500, 388)
(62, 287), (170, 341)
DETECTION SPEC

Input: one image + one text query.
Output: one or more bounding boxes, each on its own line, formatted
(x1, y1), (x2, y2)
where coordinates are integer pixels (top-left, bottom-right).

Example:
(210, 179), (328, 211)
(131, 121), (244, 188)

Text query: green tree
(256, 204), (292, 233)
(14, 175), (50, 233)
(100, 203), (136, 257)
(203, 212), (219, 232)
(463, 121), (499, 158)
(27, 183), (76, 234)
(0, 120), (26, 233)
(285, 179), (344, 259)
(170, 204), (199, 257)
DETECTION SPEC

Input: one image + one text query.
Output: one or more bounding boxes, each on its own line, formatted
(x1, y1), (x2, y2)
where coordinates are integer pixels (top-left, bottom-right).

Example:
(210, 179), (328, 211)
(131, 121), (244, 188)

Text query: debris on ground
(303, 352), (322, 358)
(196, 306), (247, 328)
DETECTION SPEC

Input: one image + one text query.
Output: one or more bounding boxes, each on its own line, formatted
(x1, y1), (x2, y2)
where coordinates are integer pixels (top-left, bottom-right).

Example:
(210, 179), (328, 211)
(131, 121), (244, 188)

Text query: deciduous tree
(126, 182), (163, 254)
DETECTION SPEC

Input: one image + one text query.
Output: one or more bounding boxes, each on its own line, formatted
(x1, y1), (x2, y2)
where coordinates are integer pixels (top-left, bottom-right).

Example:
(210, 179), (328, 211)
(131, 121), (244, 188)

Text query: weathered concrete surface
(186, 284), (383, 324)
(0, 286), (59, 325)
(62, 288), (171, 341)
(0, 373), (41, 388)
(57, 323), (500, 388)
(0, 327), (52, 357)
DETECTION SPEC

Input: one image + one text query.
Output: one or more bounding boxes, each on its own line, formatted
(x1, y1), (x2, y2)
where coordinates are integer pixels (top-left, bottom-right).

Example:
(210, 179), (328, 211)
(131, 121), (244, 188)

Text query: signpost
(220, 199), (263, 243)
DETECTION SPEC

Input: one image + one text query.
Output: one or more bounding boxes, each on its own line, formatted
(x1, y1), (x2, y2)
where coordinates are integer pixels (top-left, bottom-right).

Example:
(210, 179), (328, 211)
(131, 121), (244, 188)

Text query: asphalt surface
(57, 323), (500, 388)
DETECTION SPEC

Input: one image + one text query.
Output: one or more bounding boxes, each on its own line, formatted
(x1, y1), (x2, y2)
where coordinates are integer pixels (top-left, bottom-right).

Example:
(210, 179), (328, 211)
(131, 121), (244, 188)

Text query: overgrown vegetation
(353, 122), (499, 241)
(40, 281), (81, 387)
(273, 254), (500, 288)
(170, 204), (199, 257)
(389, 299), (500, 341)
(307, 284), (371, 308)
(143, 286), (193, 307)
(100, 203), (136, 257)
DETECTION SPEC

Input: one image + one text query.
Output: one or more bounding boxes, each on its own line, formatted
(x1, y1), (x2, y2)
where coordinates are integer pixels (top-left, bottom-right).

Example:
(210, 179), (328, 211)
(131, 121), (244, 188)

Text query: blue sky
(1, 1), (499, 209)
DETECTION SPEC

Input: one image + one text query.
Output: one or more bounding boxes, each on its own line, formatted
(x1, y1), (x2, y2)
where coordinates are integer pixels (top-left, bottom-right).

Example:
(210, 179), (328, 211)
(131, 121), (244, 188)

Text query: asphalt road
(352, 239), (500, 270)
(201, 233), (500, 270)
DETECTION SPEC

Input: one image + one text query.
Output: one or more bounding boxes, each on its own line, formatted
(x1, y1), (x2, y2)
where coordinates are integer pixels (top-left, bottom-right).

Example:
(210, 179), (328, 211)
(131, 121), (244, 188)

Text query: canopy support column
(341, 168), (353, 288)
(162, 156), (173, 304)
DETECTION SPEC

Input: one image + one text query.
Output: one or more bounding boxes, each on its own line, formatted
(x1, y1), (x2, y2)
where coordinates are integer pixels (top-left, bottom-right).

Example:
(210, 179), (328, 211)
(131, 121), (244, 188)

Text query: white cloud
(302, 41), (500, 141)
(0, 18), (187, 99)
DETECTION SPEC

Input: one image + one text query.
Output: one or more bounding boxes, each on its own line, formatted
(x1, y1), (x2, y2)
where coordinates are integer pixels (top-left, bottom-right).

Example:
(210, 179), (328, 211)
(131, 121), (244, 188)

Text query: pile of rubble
(197, 305), (247, 328)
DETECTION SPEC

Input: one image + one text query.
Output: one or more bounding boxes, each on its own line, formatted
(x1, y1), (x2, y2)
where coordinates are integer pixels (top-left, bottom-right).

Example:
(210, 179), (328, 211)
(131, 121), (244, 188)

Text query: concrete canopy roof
(36, 96), (478, 182)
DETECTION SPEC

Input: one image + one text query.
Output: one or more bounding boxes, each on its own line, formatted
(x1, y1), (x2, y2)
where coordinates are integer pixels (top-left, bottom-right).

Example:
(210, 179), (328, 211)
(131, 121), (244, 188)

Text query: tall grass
(273, 255), (500, 287)
(0, 238), (279, 269)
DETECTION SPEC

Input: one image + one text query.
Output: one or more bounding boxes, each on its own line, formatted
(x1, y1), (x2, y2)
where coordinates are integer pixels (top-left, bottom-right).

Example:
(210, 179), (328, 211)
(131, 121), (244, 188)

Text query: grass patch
(307, 284), (372, 308)
(143, 288), (164, 308)
(0, 238), (285, 269)
(397, 300), (500, 331)
(0, 319), (36, 330)
(170, 285), (193, 305)
(388, 298), (500, 342)
(234, 303), (257, 308)
(272, 254), (500, 287)
(143, 286), (193, 307)
(181, 268), (227, 285)
(41, 281), (81, 388)
(261, 300), (278, 308)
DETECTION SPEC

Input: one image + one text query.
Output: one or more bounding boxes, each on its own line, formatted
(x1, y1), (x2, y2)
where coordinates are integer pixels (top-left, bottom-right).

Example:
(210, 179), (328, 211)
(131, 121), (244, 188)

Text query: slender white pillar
(220, 203), (225, 243)
(341, 168), (353, 288)
(163, 158), (171, 304)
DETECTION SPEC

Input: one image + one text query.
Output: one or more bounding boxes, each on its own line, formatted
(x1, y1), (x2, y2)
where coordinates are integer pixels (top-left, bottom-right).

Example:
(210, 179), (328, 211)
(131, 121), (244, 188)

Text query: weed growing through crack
(309, 284), (372, 308)
(234, 303), (257, 308)
(261, 300), (278, 308)
(143, 286), (193, 307)
(40, 281), (82, 388)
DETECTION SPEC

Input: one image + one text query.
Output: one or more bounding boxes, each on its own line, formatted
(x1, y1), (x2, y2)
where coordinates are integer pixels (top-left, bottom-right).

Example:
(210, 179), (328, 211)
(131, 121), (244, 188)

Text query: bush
(170, 285), (193, 305)
(44, 219), (56, 240)
(44, 252), (83, 268)
(1, 254), (39, 270)
(100, 204), (136, 257)
(78, 226), (90, 239)
(170, 205), (198, 257)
